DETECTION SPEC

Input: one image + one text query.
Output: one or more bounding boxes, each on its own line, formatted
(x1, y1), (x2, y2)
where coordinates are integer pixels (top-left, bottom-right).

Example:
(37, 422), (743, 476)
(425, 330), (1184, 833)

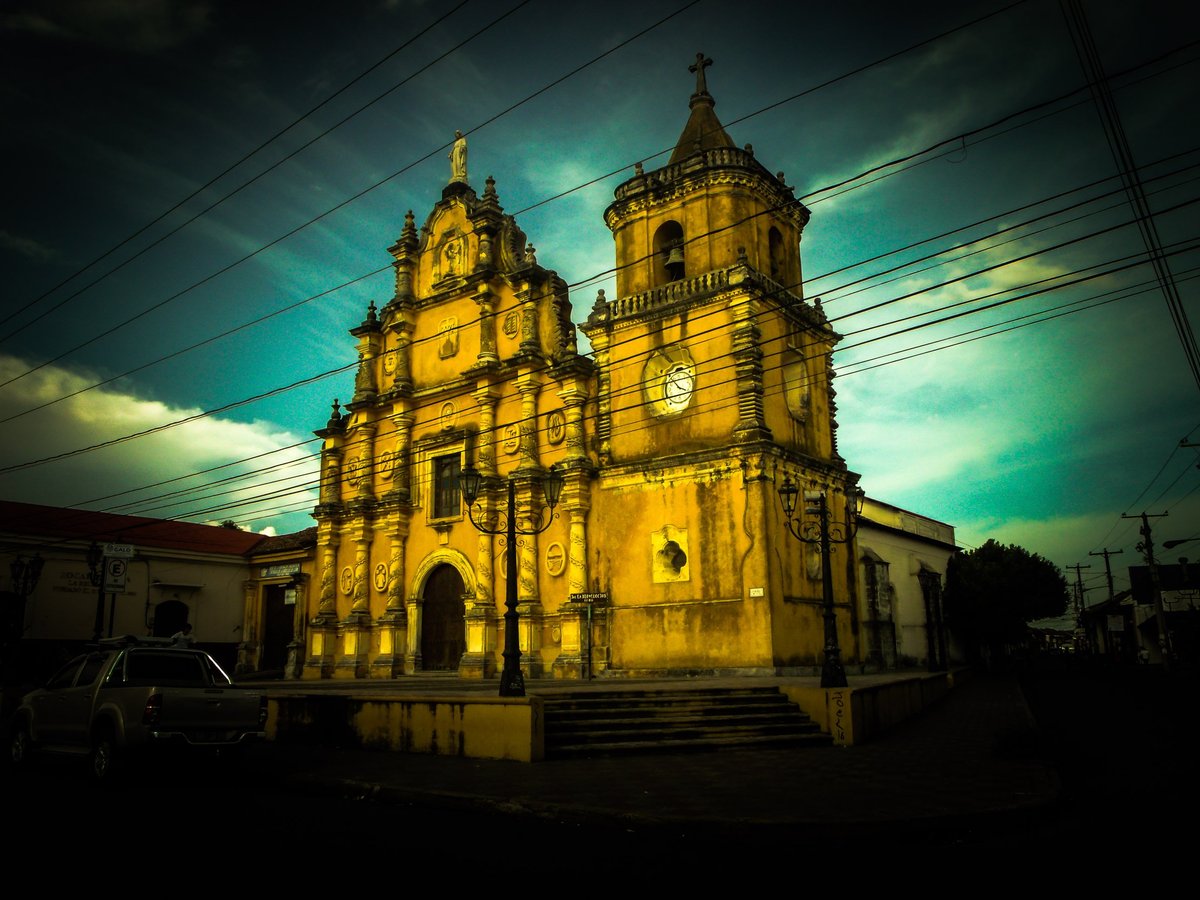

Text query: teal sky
(1, 0), (1197, 612)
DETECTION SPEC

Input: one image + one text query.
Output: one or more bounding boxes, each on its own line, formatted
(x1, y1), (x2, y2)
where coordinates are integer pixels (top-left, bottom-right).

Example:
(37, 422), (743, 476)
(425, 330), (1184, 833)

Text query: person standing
(171, 623), (196, 648)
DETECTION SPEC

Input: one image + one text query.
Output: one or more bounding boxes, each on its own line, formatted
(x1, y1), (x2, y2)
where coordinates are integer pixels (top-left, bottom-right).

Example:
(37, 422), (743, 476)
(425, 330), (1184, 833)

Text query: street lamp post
(777, 477), (864, 688)
(4, 553), (44, 683)
(458, 464), (564, 697)
(87, 542), (106, 642)
(1162, 538), (1200, 550)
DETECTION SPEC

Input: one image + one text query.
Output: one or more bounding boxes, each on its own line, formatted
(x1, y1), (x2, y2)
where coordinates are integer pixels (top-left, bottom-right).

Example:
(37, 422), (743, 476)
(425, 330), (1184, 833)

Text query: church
(286, 55), (920, 685)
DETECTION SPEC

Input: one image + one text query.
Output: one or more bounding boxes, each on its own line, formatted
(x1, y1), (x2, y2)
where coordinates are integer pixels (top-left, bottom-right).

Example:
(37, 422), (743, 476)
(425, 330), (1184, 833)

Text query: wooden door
(420, 565), (465, 671)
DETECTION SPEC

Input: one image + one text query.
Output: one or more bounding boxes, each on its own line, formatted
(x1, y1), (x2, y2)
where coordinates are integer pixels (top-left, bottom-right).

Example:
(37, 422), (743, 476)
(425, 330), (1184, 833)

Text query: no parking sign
(105, 557), (128, 590)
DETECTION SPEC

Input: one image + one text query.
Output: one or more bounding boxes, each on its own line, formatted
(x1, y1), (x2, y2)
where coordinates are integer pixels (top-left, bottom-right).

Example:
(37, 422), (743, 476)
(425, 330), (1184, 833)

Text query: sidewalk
(244, 672), (1061, 842)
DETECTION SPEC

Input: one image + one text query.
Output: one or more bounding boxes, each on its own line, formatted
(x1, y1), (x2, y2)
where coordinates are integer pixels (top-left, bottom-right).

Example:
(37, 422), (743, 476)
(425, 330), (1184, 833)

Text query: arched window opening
(769, 227), (786, 282)
(652, 221), (685, 287)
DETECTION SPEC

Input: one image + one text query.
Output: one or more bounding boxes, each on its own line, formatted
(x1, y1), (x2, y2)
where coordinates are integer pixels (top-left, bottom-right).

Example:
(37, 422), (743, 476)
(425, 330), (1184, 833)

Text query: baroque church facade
(298, 56), (867, 682)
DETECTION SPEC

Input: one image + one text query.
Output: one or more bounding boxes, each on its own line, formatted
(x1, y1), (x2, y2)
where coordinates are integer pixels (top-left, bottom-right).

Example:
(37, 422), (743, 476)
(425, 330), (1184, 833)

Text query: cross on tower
(690, 52), (713, 95)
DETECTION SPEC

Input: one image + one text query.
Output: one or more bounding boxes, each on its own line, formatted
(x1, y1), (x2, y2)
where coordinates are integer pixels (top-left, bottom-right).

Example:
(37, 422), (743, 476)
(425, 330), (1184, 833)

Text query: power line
(0, 0), (477, 335)
(1061, 0), (1200, 392)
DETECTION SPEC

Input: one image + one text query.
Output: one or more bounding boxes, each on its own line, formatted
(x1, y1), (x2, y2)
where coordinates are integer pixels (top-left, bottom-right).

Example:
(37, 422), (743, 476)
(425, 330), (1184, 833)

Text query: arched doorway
(420, 564), (466, 671)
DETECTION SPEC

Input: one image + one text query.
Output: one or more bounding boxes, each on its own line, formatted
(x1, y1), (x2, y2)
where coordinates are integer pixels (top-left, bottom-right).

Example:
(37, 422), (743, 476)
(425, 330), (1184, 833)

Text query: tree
(943, 539), (1069, 663)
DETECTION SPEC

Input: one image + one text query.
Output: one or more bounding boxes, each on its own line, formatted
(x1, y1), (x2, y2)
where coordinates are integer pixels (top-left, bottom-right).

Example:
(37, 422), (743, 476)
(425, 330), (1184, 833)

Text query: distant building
(0, 500), (267, 679)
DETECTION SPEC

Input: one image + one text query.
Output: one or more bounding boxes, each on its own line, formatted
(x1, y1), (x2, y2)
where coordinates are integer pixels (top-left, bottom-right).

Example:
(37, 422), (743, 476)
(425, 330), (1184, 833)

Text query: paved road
(1016, 658), (1198, 851)
(4, 658), (1193, 872)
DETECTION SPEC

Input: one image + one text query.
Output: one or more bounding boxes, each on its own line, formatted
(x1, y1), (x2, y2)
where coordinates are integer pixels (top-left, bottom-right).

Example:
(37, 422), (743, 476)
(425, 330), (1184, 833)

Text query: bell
(665, 246), (685, 280)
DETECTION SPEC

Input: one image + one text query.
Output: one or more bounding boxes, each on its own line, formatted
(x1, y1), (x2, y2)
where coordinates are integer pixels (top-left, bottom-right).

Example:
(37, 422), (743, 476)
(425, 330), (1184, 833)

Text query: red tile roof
(0, 500), (268, 556)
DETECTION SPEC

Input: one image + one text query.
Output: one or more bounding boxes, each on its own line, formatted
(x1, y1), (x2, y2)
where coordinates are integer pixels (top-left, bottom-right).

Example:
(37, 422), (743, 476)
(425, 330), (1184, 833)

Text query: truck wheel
(9, 721), (34, 769)
(90, 731), (118, 783)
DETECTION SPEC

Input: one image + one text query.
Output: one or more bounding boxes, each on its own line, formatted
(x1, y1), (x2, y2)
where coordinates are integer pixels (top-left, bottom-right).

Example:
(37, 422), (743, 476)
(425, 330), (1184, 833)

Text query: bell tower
(580, 54), (863, 678)
(583, 52), (843, 467)
(606, 52), (809, 299)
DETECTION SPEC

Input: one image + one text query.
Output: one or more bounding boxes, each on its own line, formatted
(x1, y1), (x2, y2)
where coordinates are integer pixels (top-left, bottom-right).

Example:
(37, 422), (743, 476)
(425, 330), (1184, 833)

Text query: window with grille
(432, 454), (461, 519)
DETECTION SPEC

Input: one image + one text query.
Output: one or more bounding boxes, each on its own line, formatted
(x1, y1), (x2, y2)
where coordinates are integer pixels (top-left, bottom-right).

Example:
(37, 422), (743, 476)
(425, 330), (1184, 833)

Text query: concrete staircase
(541, 685), (831, 758)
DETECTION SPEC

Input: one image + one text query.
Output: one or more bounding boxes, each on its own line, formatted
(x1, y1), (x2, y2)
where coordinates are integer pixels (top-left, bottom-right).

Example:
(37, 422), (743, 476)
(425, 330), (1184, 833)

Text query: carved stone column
(353, 421), (376, 502)
(392, 317), (414, 392)
(552, 474), (591, 679)
(558, 382), (587, 463)
(404, 596), (422, 675)
(517, 483), (544, 679)
(392, 409), (414, 499)
(517, 284), (539, 355)
(318, 444), (343, 506)
(473, 387), (499, 477)
(372, 521), (408, 678)
(313, 535), (339, 622)
(730, 293), (772, 442)
(350, 540), (371, 616)
(515, 372), (541, 474)
(567, 508), (588, 598)
(475, 286), (499, 364)
(306, 534), (339, 680)
(460, 505), (498, 679)
(586, 302), (613, 464)
(335, 521), (372, 679)
(351, 303), (381, 404)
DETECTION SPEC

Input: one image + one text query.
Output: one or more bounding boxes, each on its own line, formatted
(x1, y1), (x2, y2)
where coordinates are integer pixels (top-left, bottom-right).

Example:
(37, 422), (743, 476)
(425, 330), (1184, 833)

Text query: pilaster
(515, 371), (542, 474)
(475, 285), (499, 364)
(730, 290), (772, 442)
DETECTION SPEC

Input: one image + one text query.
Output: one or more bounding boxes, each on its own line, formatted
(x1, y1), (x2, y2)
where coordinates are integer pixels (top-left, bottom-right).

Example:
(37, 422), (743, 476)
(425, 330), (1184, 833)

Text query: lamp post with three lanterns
(458, 463), (564, 697)
(87, 542), (107, 642)
(777, 477), (865, 688)
(4, 552), (44, 686)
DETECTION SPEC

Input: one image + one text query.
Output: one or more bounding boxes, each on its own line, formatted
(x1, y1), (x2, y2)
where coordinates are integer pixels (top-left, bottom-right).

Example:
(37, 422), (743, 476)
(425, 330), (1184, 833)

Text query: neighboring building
(301, 56), (901, 683)
(240, 527), (318, 677)
(0, 500), (268, 679)
(856, 498), (960, 671)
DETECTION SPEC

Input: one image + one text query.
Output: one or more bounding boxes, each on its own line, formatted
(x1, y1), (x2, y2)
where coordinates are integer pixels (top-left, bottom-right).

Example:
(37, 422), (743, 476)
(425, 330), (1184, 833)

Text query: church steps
(548, 732), (832, 758)
(541, 685), (832, 758)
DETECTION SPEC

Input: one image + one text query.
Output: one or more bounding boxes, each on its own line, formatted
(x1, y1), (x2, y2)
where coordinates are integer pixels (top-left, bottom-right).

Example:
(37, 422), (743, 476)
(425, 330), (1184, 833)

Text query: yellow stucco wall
(269, 693), (545, 761)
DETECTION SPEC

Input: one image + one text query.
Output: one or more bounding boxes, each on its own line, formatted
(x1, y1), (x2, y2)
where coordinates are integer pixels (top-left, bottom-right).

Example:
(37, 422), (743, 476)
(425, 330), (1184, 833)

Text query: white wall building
(857, 498), (960, 671)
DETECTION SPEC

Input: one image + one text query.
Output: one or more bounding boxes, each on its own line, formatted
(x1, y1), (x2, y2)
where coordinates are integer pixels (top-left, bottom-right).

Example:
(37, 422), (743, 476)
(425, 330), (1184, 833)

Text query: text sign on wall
(104, 543), (135, 559)
(568, 592), (609, 603)
(261, 563), (302, 578)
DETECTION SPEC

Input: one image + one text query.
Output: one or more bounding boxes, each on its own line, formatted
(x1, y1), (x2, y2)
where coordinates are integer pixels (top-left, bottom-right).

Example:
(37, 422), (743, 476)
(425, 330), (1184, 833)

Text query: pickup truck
(8, 635), (268, 782)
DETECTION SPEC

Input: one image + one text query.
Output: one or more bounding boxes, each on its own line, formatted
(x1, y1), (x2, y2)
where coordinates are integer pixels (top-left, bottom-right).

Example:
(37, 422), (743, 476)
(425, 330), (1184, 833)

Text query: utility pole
(1122, 511), (1172, 667)
(1091, 548), (1128, 658)
(1068, 563), (1091, 654)
(1089, 548), (1122, 602)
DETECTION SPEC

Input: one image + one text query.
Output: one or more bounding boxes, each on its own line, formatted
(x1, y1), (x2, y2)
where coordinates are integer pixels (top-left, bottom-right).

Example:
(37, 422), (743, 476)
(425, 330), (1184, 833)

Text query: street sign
(105, 558), (128, 590)
(568, 592), (609, 603)
(103, 543), (135, 559)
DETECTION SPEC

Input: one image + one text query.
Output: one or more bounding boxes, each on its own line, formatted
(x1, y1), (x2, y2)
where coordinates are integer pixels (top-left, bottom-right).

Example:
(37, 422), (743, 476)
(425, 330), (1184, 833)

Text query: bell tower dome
(584, 53), (843, 468)
(602, 52), (810, 298)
